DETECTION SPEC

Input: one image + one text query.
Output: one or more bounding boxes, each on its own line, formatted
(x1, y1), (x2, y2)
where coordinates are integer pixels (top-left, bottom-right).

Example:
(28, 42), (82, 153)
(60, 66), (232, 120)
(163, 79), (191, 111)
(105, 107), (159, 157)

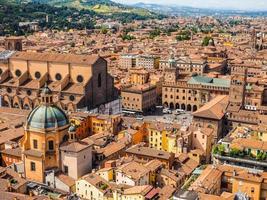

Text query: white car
(174, 109), (185, 115)
(136, 115), (144, 120)
(163, 108), (172, 114)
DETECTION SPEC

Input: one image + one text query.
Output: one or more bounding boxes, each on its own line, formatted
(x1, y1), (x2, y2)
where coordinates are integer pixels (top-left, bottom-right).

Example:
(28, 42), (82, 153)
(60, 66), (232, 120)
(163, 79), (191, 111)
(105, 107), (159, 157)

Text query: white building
(115, 161), (150, 186)
(76, 173), (111, 200)
(60, 126), (93, 180)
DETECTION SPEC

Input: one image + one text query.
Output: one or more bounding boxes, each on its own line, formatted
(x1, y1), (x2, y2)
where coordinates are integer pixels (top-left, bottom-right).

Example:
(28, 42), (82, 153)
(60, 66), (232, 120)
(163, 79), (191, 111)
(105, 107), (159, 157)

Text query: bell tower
(164, 68), (179, 83)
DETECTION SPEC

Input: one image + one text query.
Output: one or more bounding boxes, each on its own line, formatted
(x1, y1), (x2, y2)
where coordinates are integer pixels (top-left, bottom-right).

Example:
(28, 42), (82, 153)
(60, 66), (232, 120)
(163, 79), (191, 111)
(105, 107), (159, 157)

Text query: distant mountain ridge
(12, 0), (160, 17)
(133, 2), (267, 17)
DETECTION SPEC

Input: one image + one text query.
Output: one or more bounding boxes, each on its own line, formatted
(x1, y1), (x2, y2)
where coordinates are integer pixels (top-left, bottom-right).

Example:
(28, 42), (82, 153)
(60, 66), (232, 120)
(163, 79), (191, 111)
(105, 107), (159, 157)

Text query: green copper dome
(27, 105), (69, 130)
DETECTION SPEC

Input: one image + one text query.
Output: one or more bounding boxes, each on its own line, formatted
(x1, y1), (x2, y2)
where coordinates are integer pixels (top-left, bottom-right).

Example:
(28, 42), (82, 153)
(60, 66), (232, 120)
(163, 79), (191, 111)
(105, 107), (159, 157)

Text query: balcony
(46, 150), (55, 156)
(213, 153), (267, 169)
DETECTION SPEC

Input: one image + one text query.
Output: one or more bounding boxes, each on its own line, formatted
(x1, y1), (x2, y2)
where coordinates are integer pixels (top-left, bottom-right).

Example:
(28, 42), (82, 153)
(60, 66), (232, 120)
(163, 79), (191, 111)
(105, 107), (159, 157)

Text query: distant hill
(0, 0), (163, 36)
(133, 2), (267, 17)
(0, 0), (96, 36)
(19, 0), (161, 18)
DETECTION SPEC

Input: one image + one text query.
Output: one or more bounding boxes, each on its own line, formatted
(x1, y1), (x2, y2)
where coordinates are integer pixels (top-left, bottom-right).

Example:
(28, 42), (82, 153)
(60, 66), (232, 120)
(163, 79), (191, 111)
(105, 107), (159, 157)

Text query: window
(69, 95), (75, 101)
(30, 162), (36, 171)
(7, 88), (12, 93)
(33, 139), (38, 149)
(98, 73), (102, 87)
(77, 75), (84, 83)
(27, 90), (32, 96)
(55, 73), (62, 81)
(35, 72), (41, 79)
(64, 165), (68, 175)
(48, 140), (54, 150)
(15, 69), (21, 77)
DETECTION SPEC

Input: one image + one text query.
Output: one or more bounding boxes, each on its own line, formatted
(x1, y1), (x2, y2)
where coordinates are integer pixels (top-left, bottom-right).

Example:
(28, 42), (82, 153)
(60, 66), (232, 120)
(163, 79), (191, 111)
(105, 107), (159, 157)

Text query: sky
(113, 0), (267, 11)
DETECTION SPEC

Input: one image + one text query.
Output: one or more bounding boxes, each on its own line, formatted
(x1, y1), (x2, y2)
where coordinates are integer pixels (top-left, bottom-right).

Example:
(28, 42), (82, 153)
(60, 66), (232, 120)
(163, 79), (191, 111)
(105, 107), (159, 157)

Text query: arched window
(15, 42), (22, 51)
(48, 140), (54, 151)
(98, 73), (102, 88)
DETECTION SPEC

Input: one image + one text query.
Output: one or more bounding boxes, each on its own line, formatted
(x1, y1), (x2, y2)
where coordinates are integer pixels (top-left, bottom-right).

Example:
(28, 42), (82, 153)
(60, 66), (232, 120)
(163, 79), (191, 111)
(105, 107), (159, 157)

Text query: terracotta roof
(144, 160), (163, 172)
(23, 149), (43, 158)
(82, 173), (110, 193)
(60, 141), (92, 153)
(0, 127), (24, 145)
(10, 51), (100, 65)
(1, 147), (21, 158)
(117, 161), (150, 181)
(123, 185), (153, 196)
(158, 185), (176, 200)
(126, 144), (173, 161)
(189, 165), (223, 193)
(0, 192), (47, 200)
(193, 95), (228, 120)
(56, 172), (75, 187)
(230, 138), (267, 151)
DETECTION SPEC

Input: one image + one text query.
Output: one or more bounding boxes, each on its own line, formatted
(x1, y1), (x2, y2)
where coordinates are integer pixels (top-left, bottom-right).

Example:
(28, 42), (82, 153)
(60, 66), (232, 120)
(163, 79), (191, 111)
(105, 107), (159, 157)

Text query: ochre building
(0, 50), (116, 111)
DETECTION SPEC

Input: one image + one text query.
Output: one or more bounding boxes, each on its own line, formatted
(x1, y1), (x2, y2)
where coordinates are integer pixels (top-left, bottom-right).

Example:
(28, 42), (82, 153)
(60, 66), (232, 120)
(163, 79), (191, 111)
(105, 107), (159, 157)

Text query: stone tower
(228, 65), (247, 111)
(164, 68), (179, 83)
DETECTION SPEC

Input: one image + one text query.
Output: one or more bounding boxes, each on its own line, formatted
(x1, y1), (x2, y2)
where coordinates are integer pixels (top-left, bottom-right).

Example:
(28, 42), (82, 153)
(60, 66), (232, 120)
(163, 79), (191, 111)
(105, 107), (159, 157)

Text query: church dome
(27, 105), (69, 130)
(26, 83), (69, 131)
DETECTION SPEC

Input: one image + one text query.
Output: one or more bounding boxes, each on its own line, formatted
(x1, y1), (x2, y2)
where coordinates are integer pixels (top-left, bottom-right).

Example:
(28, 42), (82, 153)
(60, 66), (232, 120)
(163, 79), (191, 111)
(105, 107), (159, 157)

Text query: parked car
(136, 115), (144, 120)
(174, 109), (185, 115)
(163, 108), (172, 114)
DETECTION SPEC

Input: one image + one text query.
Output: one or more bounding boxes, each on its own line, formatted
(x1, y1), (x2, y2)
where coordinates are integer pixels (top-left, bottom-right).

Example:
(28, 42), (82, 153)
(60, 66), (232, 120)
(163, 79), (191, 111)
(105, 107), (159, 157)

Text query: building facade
(0, 50), (116, 111)
(121, 84), (157, 113)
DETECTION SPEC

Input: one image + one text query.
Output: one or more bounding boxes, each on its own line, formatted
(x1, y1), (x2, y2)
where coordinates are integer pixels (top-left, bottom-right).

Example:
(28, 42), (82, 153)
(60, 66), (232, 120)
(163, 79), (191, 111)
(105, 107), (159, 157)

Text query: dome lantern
(41, 82), (53, 105)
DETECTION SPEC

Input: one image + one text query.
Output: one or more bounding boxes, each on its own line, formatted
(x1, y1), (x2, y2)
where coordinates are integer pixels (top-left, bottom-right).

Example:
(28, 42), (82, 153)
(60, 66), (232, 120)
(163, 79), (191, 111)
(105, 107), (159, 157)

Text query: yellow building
(96, 167), (114, 182)
(148, 122), (191, 154)
(130, 68), (149, 85)
(190, 164), (267, 200)
(232, 173), (262, 200)
(90, 114), (122, 135)
(20, 84), (70, 183)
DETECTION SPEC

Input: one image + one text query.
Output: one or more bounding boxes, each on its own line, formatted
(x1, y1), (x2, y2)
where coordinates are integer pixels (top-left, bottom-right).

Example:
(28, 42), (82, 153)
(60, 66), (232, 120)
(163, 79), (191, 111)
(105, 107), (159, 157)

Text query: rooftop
(188, 75), (230, 88)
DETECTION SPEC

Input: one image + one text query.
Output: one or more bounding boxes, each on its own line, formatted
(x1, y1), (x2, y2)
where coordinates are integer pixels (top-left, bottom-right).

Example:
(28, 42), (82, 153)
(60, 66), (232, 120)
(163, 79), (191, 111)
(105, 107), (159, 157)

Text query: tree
(149, 29), (161, 39)
(101, 27), (108, 34)
(121, 34), (135, 41)
(213, 144), (225, 156)
(230, 148), (240, 157)
(202, 36), (213, 46)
